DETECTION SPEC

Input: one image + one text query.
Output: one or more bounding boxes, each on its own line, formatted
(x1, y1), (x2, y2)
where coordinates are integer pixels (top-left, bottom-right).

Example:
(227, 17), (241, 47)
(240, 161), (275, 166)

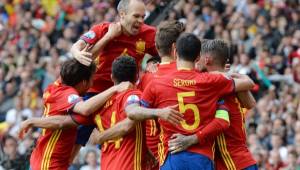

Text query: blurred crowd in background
(0, 0), (300, 169)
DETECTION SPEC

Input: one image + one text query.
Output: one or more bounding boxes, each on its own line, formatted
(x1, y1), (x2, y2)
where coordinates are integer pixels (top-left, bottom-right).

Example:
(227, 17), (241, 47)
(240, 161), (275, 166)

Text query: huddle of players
(18, 0), (259, 169)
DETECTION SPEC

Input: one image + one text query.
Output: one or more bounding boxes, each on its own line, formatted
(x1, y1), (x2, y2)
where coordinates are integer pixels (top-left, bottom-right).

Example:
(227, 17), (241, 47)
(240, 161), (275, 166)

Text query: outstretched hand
(73, 44), (93, 66)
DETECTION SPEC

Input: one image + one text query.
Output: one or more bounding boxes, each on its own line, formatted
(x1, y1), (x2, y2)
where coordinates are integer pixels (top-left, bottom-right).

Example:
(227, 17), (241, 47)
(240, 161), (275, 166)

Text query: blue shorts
(75, 93), (96, 146)
(160, 151), (214, 170)
(244, 164), (258, 170)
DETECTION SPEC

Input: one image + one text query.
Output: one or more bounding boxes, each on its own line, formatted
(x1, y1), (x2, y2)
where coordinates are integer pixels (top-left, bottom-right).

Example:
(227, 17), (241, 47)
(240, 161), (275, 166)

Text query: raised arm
(73, 82), (133, 116)
(71, 22), (122, 66)
(70, 40), (93, 66)
(89, 23), (122, 57)
(236, 91), (256, 109)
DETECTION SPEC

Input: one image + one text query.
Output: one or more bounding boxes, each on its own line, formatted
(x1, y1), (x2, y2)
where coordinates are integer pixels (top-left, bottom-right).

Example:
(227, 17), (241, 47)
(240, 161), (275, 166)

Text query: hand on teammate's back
(168, 133), (198, 154)
(73, 45), (93, 66)
(157, 105), (183, 125)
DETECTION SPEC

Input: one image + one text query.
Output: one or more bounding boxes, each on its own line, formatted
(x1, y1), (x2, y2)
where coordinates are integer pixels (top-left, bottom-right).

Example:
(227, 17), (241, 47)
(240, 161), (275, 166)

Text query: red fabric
(138, 62), (176, 164)
(99, 89), (147, 170)
(215, 94), (257, 170)
(141, 70), (234, 165)
(30, 80), (82, 170)
(196, 118), (229, 146)
(80, 22), (157, 93)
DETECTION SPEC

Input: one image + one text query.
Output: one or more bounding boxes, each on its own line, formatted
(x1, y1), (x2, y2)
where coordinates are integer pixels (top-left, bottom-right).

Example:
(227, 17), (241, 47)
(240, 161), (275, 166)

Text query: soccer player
(168, 39), (258, 170)
(137, 20), (184, 168)
(21, 59), (132, 170)
(132, 33), (254, 169)
(20, 56), (182, 170)
(70, 0), (158, 147)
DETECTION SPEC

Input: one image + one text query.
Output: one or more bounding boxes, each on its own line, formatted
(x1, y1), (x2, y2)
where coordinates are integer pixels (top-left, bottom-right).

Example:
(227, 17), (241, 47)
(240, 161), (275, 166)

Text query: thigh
(243, 164), (259, 170)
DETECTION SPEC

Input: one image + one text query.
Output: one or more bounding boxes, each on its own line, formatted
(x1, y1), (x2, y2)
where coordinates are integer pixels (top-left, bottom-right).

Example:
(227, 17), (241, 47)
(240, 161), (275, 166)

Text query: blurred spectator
(0, 135), (30, 170)
(80, 149), (100, 170)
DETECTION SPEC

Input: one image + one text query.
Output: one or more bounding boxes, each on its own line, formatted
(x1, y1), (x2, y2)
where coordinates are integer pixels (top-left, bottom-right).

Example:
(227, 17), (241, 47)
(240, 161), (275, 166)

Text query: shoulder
(139, 24), (156, 35)
(90, 22), (110, 33)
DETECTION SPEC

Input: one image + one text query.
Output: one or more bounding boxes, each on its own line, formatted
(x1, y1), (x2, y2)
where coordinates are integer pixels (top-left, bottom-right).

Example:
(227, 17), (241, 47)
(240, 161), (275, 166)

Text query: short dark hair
(60, 59), (96, 87)
(155, 20), (185, 56)
(201, 39), (229, 67)
(112, 56), (137, 83)
(176, 33), (201, 62)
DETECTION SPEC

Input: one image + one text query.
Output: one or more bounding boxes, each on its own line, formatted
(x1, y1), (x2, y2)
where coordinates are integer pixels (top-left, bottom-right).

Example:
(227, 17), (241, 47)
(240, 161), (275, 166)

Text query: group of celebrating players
(18, 0), (259, 169)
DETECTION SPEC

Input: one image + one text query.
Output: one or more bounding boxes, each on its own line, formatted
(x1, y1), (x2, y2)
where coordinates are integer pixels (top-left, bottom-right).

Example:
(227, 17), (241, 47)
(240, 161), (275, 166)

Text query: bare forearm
(95, 118), (135, 144)
(73, 86), (117, 116)
(28, 116), (76, 130)
(233, 74), (255, 92)
(126, 104), (159, 121)
(71, 40), (86, 56)
(90, 35), (112, 57)
(237, 91), (256, 109)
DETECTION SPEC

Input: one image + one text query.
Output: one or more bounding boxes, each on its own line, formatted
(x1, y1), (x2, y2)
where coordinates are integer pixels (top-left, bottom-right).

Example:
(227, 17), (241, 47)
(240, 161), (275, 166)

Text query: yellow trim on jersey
(217, 134), (236, 170)
(234, 97), (246, 132)
(41, 130), (62, 170)
(42, 103), (51, 136)
(158, 126), (165, 165)
(94, 114), (108, 151)
(134, 123), (142, 170)
(150, 119), (157, 136)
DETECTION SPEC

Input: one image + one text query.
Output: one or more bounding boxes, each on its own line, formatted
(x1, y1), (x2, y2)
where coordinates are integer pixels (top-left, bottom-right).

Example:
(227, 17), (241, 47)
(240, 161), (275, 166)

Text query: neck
(161, 55), (174, 63)
(177, 60), (194, 70)
(206, 65), (224, 73)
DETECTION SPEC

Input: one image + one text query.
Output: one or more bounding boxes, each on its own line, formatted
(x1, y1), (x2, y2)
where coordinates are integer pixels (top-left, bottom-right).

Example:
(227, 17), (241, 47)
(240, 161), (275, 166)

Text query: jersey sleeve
(70, 113), (94, 126)
(141, 81), (156, 108)
(195, 102), (230, 145)
(51, 88), (83, 116)
(120, 90), (142, 119)
(209, 73), (235, 97)
(80, 23), (107, 44)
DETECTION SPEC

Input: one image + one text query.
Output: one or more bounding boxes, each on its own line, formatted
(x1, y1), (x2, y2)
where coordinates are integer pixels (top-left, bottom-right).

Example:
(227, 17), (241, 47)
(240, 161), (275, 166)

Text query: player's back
(81, 22), (157, 93)
(138, 61), (176, 164)
(215, 94), (256, 169)
(96, 89), (147, 170)
(142, 69), (234, 164)
(30, 80), (81, 170)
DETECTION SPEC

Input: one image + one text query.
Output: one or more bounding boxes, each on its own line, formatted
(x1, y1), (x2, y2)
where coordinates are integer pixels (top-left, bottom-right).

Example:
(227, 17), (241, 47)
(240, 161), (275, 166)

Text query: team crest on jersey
(68, 94), (80, 104)
(126, 95), (140, 105)
(83, 31), (96, 39)
(136, 39), (145, 55)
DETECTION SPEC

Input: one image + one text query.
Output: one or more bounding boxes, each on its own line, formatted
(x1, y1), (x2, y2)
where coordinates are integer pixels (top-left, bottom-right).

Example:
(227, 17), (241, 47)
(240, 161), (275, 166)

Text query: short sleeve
(141, 81), (156, 108)
(210, 73), (235, 97)
(55, 88), (83, 115)
(80, 23), (107, 44)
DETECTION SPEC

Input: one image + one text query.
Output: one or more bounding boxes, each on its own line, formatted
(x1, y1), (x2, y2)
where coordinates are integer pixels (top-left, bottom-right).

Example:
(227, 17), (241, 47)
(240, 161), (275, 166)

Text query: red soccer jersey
(30, 80), (82, 170)
(141, 69), (235, 166)
(72, 89), (147, 170)
(215, 94), (256, 170)
(138, 61), (176, 163)
(80, 22), (157, 93)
